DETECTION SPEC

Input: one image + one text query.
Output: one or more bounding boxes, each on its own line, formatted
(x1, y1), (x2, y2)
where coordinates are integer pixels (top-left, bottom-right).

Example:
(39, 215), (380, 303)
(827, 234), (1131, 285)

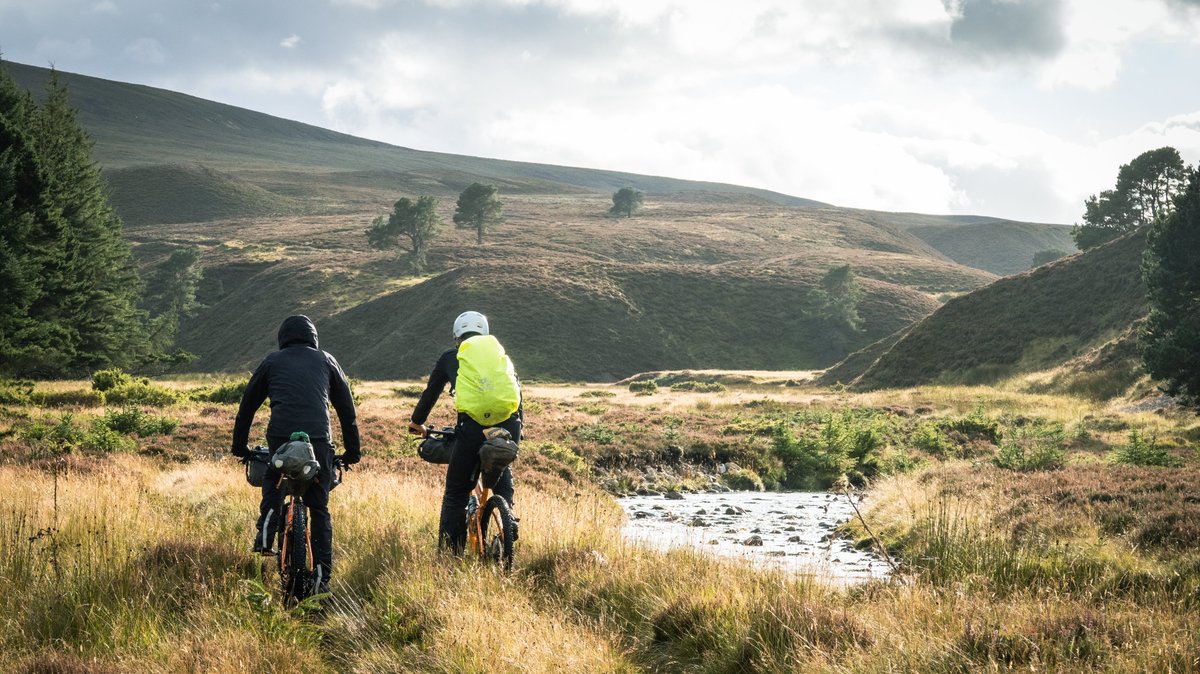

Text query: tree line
(1067, 144), (1200, 410)
(1, 64), (200, 378)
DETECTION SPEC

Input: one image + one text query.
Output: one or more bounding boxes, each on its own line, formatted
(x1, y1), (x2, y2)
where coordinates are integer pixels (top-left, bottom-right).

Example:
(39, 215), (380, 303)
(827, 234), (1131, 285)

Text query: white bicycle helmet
(453, 311), (489, 338)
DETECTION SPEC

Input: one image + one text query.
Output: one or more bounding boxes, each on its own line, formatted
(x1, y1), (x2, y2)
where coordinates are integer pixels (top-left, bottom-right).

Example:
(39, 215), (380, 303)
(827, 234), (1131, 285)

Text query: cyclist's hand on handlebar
(335, 453), (354, 470)
(231, 444), (251, 460)
(407, 421), (428, 437)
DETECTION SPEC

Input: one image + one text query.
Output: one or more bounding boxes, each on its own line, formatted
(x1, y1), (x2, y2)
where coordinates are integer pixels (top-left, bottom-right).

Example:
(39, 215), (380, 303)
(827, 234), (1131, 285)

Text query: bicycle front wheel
(279, 501), (310, 602)
(479, 495), (515, 572)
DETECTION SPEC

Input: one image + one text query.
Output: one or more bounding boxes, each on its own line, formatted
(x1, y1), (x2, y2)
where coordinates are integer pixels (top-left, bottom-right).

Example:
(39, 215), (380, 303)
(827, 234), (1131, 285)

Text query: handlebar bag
(245, 447), (271, 487)
(273, 436), (320, 482)
(418, 435), (454, 464)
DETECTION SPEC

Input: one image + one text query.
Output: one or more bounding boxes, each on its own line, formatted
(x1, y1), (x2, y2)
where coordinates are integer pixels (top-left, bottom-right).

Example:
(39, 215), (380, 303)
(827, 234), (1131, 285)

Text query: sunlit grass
(2, 376), (1199, 672)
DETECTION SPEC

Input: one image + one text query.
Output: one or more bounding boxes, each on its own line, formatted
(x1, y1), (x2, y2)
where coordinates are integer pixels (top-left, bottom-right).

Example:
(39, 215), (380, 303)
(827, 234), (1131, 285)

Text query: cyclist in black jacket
(408, 310), (521, 552)
(231, 315), (361, 593)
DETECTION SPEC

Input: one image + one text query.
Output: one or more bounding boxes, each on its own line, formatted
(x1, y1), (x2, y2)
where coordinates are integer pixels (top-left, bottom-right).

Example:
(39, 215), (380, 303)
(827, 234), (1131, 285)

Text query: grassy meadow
(2, 373), (1198, 673)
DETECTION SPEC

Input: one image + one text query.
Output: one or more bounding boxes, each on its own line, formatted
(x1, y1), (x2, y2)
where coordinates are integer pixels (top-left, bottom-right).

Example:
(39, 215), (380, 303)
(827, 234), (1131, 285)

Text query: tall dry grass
(2, 377), (1199, 672)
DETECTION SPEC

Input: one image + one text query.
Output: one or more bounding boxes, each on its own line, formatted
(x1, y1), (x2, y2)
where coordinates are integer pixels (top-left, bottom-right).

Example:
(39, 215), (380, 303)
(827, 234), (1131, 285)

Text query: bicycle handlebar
(424, 425), (456, 440)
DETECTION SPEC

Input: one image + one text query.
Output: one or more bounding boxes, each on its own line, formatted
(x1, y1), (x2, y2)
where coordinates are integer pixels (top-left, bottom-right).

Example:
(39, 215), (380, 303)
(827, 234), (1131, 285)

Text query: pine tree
(0, 64), (151, 376)
(1140, 168), (1200, 407)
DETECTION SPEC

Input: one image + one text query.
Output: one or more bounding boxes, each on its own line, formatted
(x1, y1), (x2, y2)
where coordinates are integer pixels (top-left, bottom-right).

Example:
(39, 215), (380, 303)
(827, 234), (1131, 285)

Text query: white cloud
(280, 34), (301, 48)
(93, 1), (119, 14)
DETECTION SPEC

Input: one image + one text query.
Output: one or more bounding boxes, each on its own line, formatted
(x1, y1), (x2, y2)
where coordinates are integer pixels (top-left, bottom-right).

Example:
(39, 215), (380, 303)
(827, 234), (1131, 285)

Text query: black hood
(277, 315), (319, 349)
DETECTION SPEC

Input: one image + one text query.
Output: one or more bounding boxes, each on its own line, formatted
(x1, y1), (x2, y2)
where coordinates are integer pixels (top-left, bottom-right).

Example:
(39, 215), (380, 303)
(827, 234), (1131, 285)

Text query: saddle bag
(479, 427), (519, 489)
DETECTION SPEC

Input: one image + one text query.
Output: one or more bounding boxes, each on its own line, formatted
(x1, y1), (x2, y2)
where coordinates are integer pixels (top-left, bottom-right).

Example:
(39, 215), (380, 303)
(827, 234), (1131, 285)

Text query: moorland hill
(7, 61), (1071, 379)
(828, 229), (1148, 394)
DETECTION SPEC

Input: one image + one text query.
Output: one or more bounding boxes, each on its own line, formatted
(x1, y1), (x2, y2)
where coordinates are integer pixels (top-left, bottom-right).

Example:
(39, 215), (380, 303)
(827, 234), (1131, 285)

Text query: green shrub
(91, 368), (133, 392)
(1110, 430), (1176, 467)
(191, 381), (246, 404)
(913, 421), (956, 457)
(994, 423), (1066, 471)
(772, 411), (884, 489)
(105, 381), (181, 407)
(19, 414), (85, 451)
(576, 423), (620, 445)
(940, 409), (1001, 444)
(628, 380), (658, 395)
(103, 406), (179, 437)
(578, 389), (616, 398)
(0, 379), (36, 405)
(529, 441), (590, 476)
(84, 418), (136, 453)
(40, 389), (106, 407)
(393, 384), (425, 398)
(671, 381), (727, 393)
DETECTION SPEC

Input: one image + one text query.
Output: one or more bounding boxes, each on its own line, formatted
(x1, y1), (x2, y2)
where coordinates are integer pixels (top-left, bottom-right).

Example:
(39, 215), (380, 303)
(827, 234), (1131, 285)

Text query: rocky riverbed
(618, 490), (890, 584)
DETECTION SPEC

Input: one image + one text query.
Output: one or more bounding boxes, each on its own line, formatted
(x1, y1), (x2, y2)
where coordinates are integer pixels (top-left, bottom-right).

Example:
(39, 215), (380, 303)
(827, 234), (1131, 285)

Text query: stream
(617, 491), (890, 584)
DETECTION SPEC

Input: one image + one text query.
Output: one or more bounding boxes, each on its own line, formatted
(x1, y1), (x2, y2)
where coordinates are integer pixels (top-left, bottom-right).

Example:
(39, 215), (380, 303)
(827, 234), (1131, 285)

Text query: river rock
(743, 535), (764, 547)
(688, 517), (708, 527)
(788, 535), (802, 543)
(633, 511), (652, 519)
(696, 508), (708, 515)
(665, 491), (685, 500)
(724, 506), (746, 515)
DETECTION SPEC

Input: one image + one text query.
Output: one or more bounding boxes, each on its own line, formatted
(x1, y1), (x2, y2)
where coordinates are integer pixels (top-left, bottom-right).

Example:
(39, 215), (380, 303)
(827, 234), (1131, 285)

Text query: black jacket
(232, 315), (362, 461)
(411, 348), (458, 426)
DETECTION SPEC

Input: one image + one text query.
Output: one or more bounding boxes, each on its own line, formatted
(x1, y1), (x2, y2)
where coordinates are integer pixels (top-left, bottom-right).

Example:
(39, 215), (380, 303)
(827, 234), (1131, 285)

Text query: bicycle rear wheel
(479, 495), (515, 572)
(278, 500), (310, 602)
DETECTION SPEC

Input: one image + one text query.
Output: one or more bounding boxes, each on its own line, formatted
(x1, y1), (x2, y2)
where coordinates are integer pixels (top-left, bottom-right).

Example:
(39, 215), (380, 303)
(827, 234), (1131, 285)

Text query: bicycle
(246, 444), (344, 603)
(421, 426), (518, 571)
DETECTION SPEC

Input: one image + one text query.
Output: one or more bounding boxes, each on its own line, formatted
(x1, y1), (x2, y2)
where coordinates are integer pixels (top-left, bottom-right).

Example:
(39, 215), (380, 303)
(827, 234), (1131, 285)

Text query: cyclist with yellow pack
(408, 311), (522, 552)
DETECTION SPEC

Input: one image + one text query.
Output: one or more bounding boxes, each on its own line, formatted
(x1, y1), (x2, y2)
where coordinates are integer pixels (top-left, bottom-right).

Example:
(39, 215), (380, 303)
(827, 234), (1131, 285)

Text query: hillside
(906, 219), (1077, 276)
(3, 61), (1080, 379)
(850, 211), (1078, 276)
(160, 198), (952, 379)
(832, 229), (1148, 389)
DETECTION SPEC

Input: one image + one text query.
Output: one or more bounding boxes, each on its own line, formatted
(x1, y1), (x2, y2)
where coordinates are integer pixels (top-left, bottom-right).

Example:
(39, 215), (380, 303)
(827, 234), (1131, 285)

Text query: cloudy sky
(2, 0), (1199, 223)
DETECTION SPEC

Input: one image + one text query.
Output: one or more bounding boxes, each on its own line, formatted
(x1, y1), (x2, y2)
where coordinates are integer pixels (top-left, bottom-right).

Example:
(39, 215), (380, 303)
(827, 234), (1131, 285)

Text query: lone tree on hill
(453, 183), (504, 245)
(804, 264), (865, 361)
(366, 195), (442, 272)
(0, 65), (164, 377)
(610, 187), (643, 218)
(1139, 167), (1200, 407)
(1072, 146), (1187, 250)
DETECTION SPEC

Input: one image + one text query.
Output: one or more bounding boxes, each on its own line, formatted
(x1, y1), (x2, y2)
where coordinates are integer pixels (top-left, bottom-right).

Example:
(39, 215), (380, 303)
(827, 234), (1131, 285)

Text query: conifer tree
(1140, 168), (1200, 407)
(0, 64), (151, 376)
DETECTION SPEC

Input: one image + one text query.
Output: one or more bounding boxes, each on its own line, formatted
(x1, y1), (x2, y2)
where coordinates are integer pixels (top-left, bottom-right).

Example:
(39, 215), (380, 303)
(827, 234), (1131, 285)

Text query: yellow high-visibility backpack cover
(455, 335), (520, 425)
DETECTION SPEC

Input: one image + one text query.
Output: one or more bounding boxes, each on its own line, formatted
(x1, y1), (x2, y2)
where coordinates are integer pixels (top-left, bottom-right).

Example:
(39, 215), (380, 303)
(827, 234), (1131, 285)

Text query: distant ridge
(3, 61), (827, 209)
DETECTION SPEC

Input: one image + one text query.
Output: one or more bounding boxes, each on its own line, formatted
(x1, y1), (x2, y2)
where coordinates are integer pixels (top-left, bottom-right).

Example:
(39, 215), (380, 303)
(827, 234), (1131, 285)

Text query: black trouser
(438, 413), (521, 553)
(257, 435), (336, 584)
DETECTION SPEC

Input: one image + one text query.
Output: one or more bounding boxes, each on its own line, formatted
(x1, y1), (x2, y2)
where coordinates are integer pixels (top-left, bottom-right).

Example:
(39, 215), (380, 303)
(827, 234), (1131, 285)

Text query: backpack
(455, 335), (520, 426)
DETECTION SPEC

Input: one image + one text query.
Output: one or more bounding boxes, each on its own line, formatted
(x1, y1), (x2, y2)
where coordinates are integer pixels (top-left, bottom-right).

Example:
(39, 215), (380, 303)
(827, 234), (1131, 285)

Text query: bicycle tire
(279, 500), (310, 602)
(479, 495), (515, 572)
